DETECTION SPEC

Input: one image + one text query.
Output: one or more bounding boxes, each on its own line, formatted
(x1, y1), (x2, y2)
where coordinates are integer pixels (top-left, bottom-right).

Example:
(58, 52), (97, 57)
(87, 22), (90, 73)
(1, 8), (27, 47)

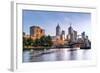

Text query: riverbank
(23, 46), (76, 50)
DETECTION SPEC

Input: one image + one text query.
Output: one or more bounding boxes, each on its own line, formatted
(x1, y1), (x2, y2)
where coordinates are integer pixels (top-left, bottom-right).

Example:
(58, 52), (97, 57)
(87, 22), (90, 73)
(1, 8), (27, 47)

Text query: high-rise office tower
(61, 30), (65, 40)
(56, 24), (61, 36)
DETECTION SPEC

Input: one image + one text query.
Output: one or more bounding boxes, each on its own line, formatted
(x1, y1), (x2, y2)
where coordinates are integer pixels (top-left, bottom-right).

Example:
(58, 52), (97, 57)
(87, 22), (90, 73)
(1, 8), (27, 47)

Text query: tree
(34, 39), (41, 47)
(23, 35), (53, 48)
(23, 37), (27, 47)
(45, 35), (53, 47)
(23, 37), (33, 48)
(39, 35), (53, 47)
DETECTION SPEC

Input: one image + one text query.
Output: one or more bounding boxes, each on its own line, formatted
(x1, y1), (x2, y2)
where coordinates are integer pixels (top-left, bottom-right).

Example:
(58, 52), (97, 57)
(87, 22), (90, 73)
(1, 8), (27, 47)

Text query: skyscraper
(73, 30), (77, 42)
(68, 23), (77, 43)
(56, 24), (61, 36)
(68, 23), (73, 34)
(30, 26), (45, 39)
(61, 30), (65, 40)
(68, 23), (74, 42)
(81, 32), (85, 40)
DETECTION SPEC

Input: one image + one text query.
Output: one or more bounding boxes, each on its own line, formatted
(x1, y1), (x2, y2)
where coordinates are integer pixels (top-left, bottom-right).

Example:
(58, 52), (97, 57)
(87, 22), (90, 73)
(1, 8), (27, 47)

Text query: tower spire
(57, 23), (59, 27)
(56, 23), (61, 36)
(70, 22), (72, 27)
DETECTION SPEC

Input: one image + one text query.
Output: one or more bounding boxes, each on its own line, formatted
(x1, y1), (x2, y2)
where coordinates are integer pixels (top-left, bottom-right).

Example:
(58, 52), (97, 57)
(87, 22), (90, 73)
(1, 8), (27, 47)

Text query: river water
(23, 48), (93, 62)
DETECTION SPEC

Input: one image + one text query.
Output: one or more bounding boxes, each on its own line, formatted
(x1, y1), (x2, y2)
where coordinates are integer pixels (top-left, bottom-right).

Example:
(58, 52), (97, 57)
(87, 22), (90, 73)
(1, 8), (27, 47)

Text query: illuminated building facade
(30, 26), (45, 40)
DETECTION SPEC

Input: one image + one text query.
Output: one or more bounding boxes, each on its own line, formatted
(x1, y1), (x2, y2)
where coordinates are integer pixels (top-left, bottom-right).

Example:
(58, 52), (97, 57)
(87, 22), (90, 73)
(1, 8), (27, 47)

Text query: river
(23, 48), (93, 62)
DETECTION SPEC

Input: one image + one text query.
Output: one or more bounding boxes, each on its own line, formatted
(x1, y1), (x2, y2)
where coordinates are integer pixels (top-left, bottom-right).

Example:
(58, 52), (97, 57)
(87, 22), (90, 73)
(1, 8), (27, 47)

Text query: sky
(23, 10), (91, 39)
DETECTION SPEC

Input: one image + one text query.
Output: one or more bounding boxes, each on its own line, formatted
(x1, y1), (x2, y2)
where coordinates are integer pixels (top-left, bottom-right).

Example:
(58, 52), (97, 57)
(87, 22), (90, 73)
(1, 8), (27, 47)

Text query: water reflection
(23, 48), (92, 62)
(68, 51), (77, 60)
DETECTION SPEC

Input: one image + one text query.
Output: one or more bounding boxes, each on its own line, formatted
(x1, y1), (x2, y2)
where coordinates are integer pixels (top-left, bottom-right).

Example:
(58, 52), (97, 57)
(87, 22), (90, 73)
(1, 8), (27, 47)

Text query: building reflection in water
(68, 50), (77, 60)
(23, 49), (92, 62)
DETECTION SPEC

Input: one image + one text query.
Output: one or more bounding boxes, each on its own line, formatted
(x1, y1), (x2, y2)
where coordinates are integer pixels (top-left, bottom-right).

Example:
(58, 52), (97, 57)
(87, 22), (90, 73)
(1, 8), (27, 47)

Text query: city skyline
(23, 10), (91, 39)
